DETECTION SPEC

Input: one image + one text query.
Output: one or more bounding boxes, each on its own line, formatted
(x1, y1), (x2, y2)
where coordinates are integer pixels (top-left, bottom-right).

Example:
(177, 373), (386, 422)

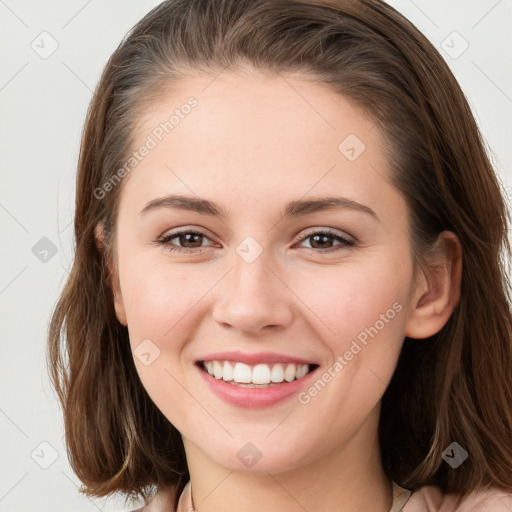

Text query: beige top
(131, 480), (512, 512)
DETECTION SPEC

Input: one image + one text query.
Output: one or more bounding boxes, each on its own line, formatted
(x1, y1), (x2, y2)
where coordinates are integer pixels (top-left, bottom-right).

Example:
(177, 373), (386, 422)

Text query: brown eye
(156, 228), (355, 255)
(157, 230), (213, 253)
(296, 229), (355, 253)
(174, 232), (204, 248)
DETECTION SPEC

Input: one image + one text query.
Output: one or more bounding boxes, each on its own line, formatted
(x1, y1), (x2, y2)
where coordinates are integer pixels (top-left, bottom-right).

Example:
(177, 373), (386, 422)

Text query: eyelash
(156, 228), (355, 255)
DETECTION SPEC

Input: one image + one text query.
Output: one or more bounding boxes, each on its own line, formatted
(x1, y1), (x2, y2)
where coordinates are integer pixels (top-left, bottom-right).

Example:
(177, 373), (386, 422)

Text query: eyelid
(156, 226), (356, 254)
(156, 227), (218, 248)
(157, 226), (354, 243)
(291, 227), (356, 245)
(158, 225), (216, 242)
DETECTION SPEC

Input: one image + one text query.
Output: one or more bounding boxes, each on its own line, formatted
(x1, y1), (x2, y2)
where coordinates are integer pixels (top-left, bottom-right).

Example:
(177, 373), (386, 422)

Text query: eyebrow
(140, 194), (379, 222)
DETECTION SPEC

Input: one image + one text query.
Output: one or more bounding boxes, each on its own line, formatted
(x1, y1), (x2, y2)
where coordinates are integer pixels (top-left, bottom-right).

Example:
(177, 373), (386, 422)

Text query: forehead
(137, 69), (377, 158)
(118, 70), (398, 222)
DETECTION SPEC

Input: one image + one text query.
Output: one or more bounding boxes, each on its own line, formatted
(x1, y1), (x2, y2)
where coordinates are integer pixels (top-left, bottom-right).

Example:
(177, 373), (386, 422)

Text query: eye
(294, 229), (355, 254)
(156, 228), (355, 255)
(156, 229), (215, 254)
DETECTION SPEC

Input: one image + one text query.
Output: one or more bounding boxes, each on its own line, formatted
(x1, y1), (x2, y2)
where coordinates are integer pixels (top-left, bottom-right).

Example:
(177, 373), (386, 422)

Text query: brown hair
(47, 0), (512, 509)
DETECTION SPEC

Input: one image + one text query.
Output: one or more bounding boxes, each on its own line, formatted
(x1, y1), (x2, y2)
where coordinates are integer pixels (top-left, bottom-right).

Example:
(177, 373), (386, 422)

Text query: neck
(182, 409), (393, 512)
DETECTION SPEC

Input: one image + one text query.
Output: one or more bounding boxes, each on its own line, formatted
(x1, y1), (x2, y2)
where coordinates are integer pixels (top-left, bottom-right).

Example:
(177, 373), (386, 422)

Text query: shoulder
(403, 484), (512, 512)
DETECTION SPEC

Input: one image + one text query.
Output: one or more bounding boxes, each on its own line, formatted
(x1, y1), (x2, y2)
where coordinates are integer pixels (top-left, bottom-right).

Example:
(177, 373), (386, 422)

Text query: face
(106, 68), (421, 474)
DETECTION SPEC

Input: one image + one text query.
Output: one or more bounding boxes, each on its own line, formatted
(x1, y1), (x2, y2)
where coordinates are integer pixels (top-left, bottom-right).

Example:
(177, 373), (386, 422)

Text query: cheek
(119, 257), (200, 425)
(296, 252), (412, 348)
(298, 253), (411, 405)
(332, 254), (411, 389)
(121, 256), (203, 340)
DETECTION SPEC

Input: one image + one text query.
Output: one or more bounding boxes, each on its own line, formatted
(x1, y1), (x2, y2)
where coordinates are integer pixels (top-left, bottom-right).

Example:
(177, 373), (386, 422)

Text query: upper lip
(197, 350), (318, 366)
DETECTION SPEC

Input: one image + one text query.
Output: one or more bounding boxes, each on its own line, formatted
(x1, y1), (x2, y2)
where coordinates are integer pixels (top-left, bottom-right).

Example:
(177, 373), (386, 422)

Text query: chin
(204, 441), (309, 475)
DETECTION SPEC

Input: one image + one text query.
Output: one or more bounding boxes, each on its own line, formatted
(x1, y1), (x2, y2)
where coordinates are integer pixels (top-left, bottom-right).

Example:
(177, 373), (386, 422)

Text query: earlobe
(112, 291), (128, 327)
(94, 222), (128, 327)
(404, 231), (462, 339)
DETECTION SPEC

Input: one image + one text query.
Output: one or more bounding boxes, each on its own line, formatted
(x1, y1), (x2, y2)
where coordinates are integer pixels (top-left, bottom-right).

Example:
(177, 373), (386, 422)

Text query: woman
(47, 1), (512, 510)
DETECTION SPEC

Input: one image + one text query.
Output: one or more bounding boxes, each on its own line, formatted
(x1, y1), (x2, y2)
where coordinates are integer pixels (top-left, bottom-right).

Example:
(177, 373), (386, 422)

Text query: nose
(211, 249), (294, 335)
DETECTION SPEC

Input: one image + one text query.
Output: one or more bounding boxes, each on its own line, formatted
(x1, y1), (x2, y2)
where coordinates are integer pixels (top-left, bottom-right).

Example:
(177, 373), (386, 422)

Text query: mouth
(195, 360), (320, 388)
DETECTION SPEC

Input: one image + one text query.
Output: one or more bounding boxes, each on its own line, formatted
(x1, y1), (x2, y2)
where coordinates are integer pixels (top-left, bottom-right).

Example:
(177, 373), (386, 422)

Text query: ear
(404, 231), (462, 339)
(94, 222), (128, 326)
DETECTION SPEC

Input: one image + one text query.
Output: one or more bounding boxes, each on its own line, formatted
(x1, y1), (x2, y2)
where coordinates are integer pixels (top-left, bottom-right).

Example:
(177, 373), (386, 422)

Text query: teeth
(233, 362), (252, 383)
(296, 364), (309, 379)
(222, 361), (233, 381)
(284, 364), (296, 382)
(271, 363), (284, 383)
(252, 364), (271, 384)
(202, 360), (311, 385)
(213, 361), (223, 379)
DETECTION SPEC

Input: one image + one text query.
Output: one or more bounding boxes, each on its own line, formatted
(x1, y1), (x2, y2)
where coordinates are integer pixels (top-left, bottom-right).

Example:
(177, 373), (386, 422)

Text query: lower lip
(195, 363), (319, 409)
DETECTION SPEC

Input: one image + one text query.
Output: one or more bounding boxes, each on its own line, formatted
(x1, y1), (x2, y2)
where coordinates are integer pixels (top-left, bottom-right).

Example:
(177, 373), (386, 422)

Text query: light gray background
(1, 1), (511, 511)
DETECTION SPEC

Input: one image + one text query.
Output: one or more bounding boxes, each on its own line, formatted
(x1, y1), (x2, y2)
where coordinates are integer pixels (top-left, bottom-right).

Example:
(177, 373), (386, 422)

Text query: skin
(96, 67), (462, 512)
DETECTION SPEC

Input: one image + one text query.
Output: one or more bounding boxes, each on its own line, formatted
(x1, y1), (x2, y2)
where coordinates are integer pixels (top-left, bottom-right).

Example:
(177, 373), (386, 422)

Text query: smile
(199, 360), (317, 387)
(195, 360), (320, 408)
